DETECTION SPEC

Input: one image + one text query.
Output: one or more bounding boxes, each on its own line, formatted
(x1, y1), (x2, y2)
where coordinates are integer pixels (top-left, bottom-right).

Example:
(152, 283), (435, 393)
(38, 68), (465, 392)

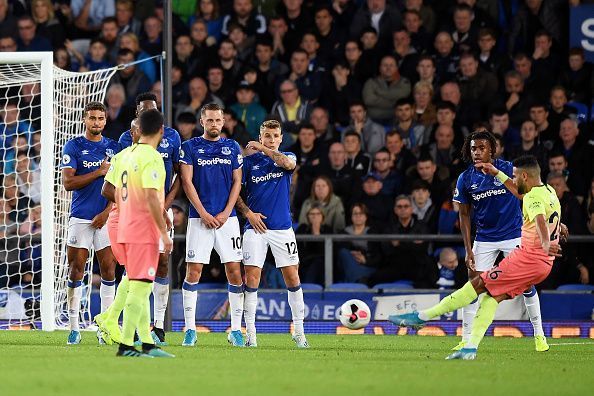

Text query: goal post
(0, 52), (121, 331)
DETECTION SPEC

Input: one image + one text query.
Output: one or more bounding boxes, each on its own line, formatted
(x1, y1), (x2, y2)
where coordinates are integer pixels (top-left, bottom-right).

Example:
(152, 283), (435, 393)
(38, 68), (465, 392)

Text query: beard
(89, 128), (102, 136)
(206, 127), (221, 138)
(517, 182), (527, 195)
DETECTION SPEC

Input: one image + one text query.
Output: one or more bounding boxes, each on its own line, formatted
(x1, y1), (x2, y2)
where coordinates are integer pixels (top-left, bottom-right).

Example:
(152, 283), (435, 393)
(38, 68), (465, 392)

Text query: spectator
(403, 8), (432, 53)
(119, 32), (157, 84)
(31, 0), (66, 49)
(295, 204), (331, 285)
(488, 107), (520, 152)
(170, 199), (188, 287)
(320, 142), (361, 208)
(16, 15), (52, 52)
(477, 27), (510, 80)
(17, 204), (42, 284)
(391, 28), (419, 82)
(176, 112), (199, 142)
(228, 23), (254, 64)
(553, 118), (592, 200)
(309, 107), (340, 150)
(343, 101), (385, 156)
(175, 76), (223, 119)
(109, 49), (151, 108)
(435, 247), (459, 289)
(450, 3), (478, 53)
(384, 130), (417, 176)
(502, 66), (534, 124)
(548, 151), (587, 203)
(559, 47), (592, 105)
(314, 5), (345, 64)
(403, 0), (436, 34)
(281, 48), (323, 103)
(433, 31), (459, 82)
(170, 64), (189, 115)
(229, 81), (266, 139)
(300, 32), (327, 74)
(406, 155), (449, 206)
(433, 100), (464, 147)
(354, 172), (393, 229)
(393, 97), (427, 155)
(277, 0), (315, 57)
(548, 85), (574, 135)
(585, 178), (594, 235)
(270, 79), (312, 137)
(369, 195), (433, 287)
(2, 174), (29, 223)
(115, 0), (141, 37)
(458, 52), (498, 119)
(344, 39), (375, 86)
(415, 55), (438, 92)
(222, 108), (251, 147)
(439, 81), (479, 136)
(548, 172), (587, 235)
(529, 102), (556, 150)
(53, 46), (74, 71)
(188, 0), (223, 44)
(363, 54), (411, 123)
(410, 179), (438, 233)
(350, 0), (402, 53)
(0, 102), (33, 175)
(71, 0), (115, 36)
(513, 52), (550, 103)
(298, 175), (346, 233)
(267, 15), (290, 63)
(421, 124), (462, 177)
(140, 15), (163, 57)
(532, 29), (561, 81)
(73, 38), (112, 72)
(371, 148), (402, 198)
(0, 0), (17, 38)
(99, 17), (120, 63)
(251, 37), (289, 111)
(412, 80), (437, 130)
(321, 61), (362, 127)
(507, 120), (548, 170)
(103, 83), (134, 140)
(289, 124), (323, 211)
(0, 34), (17, 52)
(221, 0), (266, 38)
(343, 131), (371, 174)
(336, 203), (382, 283)
(188, 18), (217, 60)
(207, 64), (234, 105)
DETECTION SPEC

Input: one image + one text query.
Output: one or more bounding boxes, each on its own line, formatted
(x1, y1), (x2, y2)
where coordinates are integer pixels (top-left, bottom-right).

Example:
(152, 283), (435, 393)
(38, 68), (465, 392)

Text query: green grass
(0, 331), (593, 396)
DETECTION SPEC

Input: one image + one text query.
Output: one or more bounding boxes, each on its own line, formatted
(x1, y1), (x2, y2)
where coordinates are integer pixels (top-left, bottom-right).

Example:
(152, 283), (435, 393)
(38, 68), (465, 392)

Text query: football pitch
(1, 331), (593, 396)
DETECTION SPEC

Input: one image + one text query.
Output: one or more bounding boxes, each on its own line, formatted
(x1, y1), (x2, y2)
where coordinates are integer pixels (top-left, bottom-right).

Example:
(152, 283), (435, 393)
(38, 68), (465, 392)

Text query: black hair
(396, 97), (415, 108)
(84, 101), (107, 115)
(436, 100), (457, 112)
(139, 109), (163, 136)
(176, 112), (197, 124)
(136, 92), (158, 106)
(513, 155), (541, 175)
(461, 129), (497, 163)
(344, 131), (362, 142)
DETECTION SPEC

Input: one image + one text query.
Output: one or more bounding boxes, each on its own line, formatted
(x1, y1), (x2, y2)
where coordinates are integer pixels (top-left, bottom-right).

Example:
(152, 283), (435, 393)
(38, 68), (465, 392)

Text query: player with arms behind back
(118, 92), (181, 346)
(113, 109), (174, 358)
(390, 155), (563, 360)
(237, 119), (308, 348)
(60, 102), (118, 345)
(179, 103), (244, 347)
(452, 130), (548, 352)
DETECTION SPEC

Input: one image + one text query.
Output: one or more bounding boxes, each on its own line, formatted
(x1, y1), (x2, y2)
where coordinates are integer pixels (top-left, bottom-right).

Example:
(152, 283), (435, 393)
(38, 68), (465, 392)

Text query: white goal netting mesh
(0, 62), (117, 329)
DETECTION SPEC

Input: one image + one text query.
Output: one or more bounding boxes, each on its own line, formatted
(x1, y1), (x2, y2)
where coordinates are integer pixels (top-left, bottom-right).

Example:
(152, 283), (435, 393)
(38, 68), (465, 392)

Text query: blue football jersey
(118, 126), (181, 195)
(453, 158), (522, 242)
(60, 136), (118, 220)
(180, 136), (242, 218)
(243, 151), (296, 230)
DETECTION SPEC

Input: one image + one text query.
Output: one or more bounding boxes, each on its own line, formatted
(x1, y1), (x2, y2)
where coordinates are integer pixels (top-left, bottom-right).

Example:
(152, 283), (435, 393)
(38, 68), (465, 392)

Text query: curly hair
(461, 129), (497, 163)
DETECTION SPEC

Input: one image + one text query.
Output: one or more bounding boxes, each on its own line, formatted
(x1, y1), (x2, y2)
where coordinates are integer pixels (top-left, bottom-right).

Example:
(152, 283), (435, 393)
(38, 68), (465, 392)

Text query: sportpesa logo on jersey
(471, 189), (507, 201)
(82, 159), (104, 168)
(252, 172), (284, 184)
(196, 157), (232, 166)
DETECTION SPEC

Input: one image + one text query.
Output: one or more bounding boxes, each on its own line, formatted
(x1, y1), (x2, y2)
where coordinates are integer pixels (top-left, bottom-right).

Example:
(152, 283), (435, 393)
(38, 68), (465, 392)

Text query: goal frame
(0, 52), (55, 330)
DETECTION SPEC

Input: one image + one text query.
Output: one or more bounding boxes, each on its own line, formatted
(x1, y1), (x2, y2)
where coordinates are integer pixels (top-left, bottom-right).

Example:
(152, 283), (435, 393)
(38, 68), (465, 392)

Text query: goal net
(0, 52), (118, 330)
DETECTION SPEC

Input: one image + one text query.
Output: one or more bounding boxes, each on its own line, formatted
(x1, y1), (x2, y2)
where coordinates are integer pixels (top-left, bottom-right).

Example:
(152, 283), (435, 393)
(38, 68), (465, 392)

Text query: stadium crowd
(1, 0), (594, 290)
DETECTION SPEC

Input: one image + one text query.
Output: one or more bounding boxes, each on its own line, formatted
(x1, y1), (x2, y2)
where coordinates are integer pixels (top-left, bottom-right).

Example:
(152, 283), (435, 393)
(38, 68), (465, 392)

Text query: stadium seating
(556, 284), (594, 291)
(373, 281), (415, 290)
(193, 283), (227, 290)
(326, 283), (370, 290)
(567, 102), (588, 123)
(300, 283), (324, 291)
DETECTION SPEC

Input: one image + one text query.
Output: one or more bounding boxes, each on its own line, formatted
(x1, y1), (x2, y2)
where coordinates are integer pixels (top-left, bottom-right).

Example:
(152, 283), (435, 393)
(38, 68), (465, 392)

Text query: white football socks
(67, 280), (82, 331)
(228, 284), (244, 332)
(523, 287), (545, 337)
(100, 278), (115, 313)
(288, 286), (305, 335)
(182, 281), (198, 331)
(153, 277), (169, 329)
(244, 286), (258, 334)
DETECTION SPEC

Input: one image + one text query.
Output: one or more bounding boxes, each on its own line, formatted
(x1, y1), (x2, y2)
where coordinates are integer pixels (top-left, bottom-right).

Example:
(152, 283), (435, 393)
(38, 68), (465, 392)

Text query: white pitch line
(549, 342), (594, 346)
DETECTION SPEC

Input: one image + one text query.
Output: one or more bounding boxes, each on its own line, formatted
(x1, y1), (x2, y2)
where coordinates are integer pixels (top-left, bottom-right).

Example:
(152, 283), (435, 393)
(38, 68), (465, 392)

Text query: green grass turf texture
(1, 331), (593, 396)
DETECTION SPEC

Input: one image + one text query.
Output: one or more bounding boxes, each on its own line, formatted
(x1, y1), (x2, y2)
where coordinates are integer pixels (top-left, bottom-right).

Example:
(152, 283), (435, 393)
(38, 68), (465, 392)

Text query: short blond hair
(260, 119), (282, 133)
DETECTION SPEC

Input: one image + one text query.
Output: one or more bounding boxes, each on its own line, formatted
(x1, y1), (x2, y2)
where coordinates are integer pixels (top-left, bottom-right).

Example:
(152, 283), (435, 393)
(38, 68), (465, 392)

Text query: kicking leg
(523, 286), (548, 351)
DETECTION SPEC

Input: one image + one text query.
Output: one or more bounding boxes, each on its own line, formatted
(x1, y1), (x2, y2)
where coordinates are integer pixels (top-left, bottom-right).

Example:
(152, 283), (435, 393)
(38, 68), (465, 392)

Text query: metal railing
(171, 233), (594, 287)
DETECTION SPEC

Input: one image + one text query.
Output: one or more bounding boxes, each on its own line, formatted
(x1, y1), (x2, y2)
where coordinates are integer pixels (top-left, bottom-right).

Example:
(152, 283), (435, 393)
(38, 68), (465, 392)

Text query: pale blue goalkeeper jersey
(453, 158), (522, 242)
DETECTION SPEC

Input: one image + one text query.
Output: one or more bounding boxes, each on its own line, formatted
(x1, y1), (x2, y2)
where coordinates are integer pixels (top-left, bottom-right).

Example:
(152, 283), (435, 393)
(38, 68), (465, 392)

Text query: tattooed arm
(246, 141), (296, 171)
